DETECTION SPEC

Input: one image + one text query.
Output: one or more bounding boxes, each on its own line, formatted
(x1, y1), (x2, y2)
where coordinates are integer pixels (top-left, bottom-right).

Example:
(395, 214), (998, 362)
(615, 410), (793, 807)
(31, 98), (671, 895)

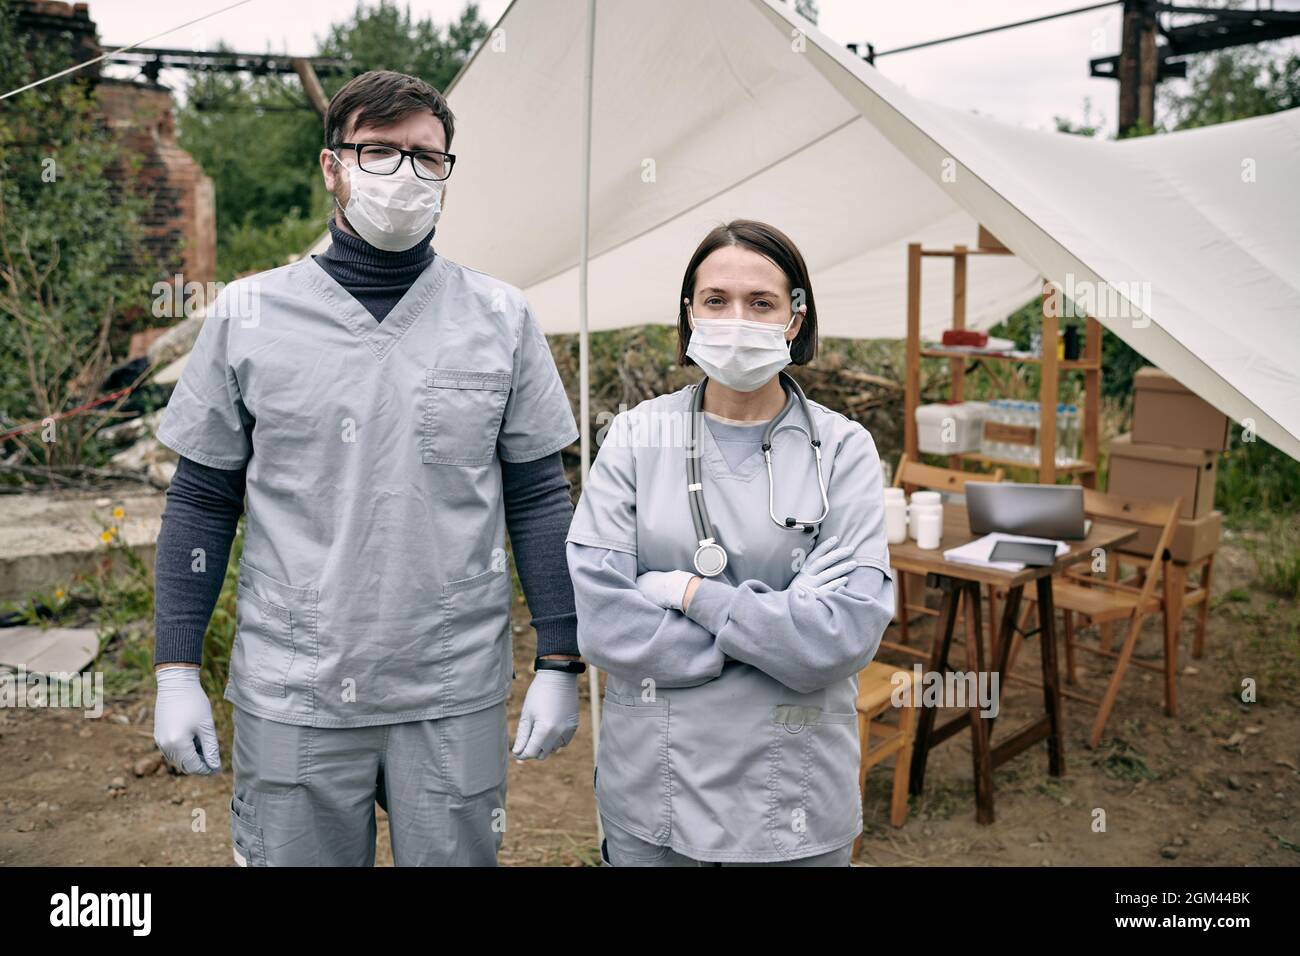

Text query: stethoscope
(687, 370), (830, 577)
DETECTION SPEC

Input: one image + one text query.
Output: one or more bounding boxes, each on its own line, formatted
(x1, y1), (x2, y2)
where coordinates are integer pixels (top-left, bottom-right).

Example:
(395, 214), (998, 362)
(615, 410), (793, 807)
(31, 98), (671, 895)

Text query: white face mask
(330, 150), (444, 252)
(684, 303), (799, 393)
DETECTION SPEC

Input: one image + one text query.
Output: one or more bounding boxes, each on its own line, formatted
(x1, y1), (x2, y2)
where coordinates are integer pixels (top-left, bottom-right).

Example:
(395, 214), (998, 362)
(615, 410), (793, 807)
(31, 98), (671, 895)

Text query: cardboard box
(1118, 510), (1222, 563)
(1132, 367), (1230, 451)
(1107, 433), (1217, 519)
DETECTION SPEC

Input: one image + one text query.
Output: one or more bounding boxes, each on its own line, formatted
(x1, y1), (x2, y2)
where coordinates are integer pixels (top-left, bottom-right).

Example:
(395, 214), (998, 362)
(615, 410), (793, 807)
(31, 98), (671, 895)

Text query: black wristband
(534, 657), (587, 674)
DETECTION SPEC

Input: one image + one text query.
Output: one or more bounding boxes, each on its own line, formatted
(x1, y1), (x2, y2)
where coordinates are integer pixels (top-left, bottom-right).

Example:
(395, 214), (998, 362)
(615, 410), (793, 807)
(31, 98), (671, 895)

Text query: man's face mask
(330, 149), (444, 252)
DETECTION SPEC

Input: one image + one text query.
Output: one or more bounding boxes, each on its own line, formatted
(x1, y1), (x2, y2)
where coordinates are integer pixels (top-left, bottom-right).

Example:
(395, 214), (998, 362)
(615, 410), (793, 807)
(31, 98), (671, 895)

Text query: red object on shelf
(941, 328), (988, 348)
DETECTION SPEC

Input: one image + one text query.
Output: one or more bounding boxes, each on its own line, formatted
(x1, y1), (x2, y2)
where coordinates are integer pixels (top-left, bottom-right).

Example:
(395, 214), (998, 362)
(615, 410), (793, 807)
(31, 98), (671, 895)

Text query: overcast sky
(88, 0), (1300, 134)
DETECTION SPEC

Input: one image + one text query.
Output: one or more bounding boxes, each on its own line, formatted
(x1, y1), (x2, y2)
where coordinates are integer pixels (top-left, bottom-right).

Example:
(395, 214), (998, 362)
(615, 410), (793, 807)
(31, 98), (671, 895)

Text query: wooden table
(887, 505), (1135, 824)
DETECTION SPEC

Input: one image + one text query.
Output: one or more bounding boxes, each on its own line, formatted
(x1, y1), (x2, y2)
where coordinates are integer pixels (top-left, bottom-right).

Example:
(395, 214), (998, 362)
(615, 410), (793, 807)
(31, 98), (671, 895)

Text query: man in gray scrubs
(150, 70), (585, 865)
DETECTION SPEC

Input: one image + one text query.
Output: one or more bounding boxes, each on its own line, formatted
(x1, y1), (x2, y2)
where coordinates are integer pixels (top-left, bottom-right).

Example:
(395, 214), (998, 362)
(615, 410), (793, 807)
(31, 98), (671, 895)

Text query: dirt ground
(0, 539), (1295, 867)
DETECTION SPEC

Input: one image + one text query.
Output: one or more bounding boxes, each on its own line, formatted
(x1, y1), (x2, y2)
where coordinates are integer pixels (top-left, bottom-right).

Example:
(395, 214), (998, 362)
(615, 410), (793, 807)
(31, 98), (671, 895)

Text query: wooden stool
(853, 661), (921, 856)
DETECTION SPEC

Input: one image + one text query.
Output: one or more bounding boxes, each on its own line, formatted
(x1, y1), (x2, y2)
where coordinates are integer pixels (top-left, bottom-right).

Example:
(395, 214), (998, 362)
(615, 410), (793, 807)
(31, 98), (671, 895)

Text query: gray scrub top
(566, 382), (894, 863)
(156, 254), (578, 727)
(701, 412), (768, 469)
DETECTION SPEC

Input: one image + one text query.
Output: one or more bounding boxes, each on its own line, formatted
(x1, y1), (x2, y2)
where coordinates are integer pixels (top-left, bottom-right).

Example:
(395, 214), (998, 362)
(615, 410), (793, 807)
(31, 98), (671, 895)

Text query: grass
(1091, 737), (1160, 782)
(1272, 832), (1300, 855)
(1221, 599), (1300, 704)
(1216, 433), (1300, 526)
(1215, 587), (1251, 606)
(0, 505), (244, 737)
(1034, 775), (1073, 806)
(1245, 514), (1300, 600)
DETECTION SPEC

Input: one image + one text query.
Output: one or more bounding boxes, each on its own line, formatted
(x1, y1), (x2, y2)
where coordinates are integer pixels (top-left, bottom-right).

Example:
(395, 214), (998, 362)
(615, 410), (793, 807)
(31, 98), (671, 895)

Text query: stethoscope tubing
(688, 372), (828, 576)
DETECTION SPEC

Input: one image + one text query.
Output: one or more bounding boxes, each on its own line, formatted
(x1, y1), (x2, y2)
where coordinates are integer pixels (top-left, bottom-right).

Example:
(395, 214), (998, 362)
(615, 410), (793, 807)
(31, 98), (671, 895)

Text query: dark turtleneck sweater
(154, 217), (581, 669)
(311, 216), (437, 322)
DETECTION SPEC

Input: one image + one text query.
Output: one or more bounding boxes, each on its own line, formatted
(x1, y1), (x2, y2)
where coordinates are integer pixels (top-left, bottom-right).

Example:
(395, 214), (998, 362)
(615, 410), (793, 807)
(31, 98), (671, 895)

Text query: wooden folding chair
(1114, 551), (1216, 660)
(1006, 488), (1182, 748)
(853, 661), (921, 856)
(885, 454), (1005, 663)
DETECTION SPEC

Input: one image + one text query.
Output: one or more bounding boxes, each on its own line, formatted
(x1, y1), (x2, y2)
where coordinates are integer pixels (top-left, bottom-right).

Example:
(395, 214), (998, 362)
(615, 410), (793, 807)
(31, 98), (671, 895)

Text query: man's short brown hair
(324, 70), (456, 149)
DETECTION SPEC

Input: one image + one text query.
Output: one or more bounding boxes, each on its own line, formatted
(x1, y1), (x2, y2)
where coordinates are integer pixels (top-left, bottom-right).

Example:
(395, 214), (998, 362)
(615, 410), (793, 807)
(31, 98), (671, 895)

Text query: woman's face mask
(330, 150), (444, 252)
(684, 299), (801, 393)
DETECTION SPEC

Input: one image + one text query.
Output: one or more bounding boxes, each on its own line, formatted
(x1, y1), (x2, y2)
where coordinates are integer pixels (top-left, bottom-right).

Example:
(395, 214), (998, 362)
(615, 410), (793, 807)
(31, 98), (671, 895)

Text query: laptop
(966, 482), (1090, 540)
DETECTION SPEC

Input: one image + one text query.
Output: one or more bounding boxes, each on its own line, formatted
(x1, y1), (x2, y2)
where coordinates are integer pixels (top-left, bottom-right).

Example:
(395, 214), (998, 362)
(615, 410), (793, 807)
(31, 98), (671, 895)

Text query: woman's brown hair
(676, 219), (818, 367)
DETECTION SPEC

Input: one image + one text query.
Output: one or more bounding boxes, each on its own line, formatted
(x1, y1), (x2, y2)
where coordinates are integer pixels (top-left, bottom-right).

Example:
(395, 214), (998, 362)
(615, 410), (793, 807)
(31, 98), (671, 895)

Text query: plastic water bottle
(999, 400), (1013, 460)
(1071, 403), (1081, 463)
(1061, 404), (1073, 466)
(997, 400), (1014, 461)
(1008, 403), (1029, 465)
(982, 400), (1002, 459)
(1019, 403), (1029, 465)
(1055, 403), (1066, 465)
(1024, 401), (1039, 464)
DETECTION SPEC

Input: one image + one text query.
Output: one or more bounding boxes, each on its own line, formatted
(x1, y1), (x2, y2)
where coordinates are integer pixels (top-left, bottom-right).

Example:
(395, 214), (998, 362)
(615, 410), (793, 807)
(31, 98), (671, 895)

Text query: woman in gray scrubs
(566, 220), (895, 866)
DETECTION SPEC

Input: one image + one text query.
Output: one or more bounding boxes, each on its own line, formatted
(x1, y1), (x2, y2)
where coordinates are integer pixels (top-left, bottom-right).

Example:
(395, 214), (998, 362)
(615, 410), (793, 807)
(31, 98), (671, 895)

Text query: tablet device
(988, 540), (1059, 567)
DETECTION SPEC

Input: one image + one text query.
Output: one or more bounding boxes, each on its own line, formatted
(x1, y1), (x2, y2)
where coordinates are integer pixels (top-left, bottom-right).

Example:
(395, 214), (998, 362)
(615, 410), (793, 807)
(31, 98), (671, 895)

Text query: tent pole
(577, 0), (602, 848)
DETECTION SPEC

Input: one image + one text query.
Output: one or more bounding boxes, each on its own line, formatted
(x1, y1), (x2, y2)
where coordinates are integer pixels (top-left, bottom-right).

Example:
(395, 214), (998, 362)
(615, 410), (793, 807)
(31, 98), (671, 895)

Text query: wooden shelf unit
(903, 234), (1102, 487)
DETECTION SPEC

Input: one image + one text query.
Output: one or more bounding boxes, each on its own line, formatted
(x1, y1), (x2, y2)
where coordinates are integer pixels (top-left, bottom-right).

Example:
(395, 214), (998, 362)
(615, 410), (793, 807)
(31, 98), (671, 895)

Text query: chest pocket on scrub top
(422, 368), (513, 466)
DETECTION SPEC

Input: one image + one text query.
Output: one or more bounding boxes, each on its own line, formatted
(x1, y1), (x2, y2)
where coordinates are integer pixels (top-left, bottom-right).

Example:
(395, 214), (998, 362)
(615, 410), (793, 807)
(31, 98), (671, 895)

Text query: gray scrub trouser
(229, 701), (508, 866)
(599, 815), (855, 867)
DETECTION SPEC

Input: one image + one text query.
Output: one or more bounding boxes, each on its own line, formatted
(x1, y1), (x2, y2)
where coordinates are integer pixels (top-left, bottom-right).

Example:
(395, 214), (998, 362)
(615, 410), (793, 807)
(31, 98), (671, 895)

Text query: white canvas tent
(305, 0), (1300, 462)
(292, 0), (1300, 835)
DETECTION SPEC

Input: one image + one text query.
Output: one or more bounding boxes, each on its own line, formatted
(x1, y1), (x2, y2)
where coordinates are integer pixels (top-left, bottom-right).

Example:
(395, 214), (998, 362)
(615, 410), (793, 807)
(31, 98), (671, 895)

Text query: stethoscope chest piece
(693, 541), (728, 577)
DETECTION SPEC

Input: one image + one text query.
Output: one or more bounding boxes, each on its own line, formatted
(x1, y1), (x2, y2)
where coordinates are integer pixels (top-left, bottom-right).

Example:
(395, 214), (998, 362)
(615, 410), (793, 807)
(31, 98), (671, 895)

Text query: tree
(175, 0), (489, 279)
(1161, 45), (1300, 131)
(0, 0), (156, 471)
(317, 0), (489, 84)
(176, 57), (326, 278)
(1054, 96), (1104, 138)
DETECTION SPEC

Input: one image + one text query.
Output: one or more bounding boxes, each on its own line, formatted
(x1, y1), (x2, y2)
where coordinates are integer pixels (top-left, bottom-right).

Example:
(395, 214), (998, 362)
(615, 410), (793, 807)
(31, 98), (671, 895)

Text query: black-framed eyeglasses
(334, 142), (456, 181)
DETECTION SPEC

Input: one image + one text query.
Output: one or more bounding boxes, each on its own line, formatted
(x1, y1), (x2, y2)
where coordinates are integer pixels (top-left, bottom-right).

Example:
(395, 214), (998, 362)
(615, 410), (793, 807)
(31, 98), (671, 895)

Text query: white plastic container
(915, 401), (988, 455)
(916, 509), (942, 549)
(884, 493), (908, 544)
(909, 491), (942, 541)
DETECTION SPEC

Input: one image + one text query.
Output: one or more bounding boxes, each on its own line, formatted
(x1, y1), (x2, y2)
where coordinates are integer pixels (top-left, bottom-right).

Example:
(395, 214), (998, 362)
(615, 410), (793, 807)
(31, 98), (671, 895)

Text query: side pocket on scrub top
(439, 566), (513, 707)
(764, 704), (859, 857)
(594, 692), (671, 844)
(233, 560), (318, 700)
